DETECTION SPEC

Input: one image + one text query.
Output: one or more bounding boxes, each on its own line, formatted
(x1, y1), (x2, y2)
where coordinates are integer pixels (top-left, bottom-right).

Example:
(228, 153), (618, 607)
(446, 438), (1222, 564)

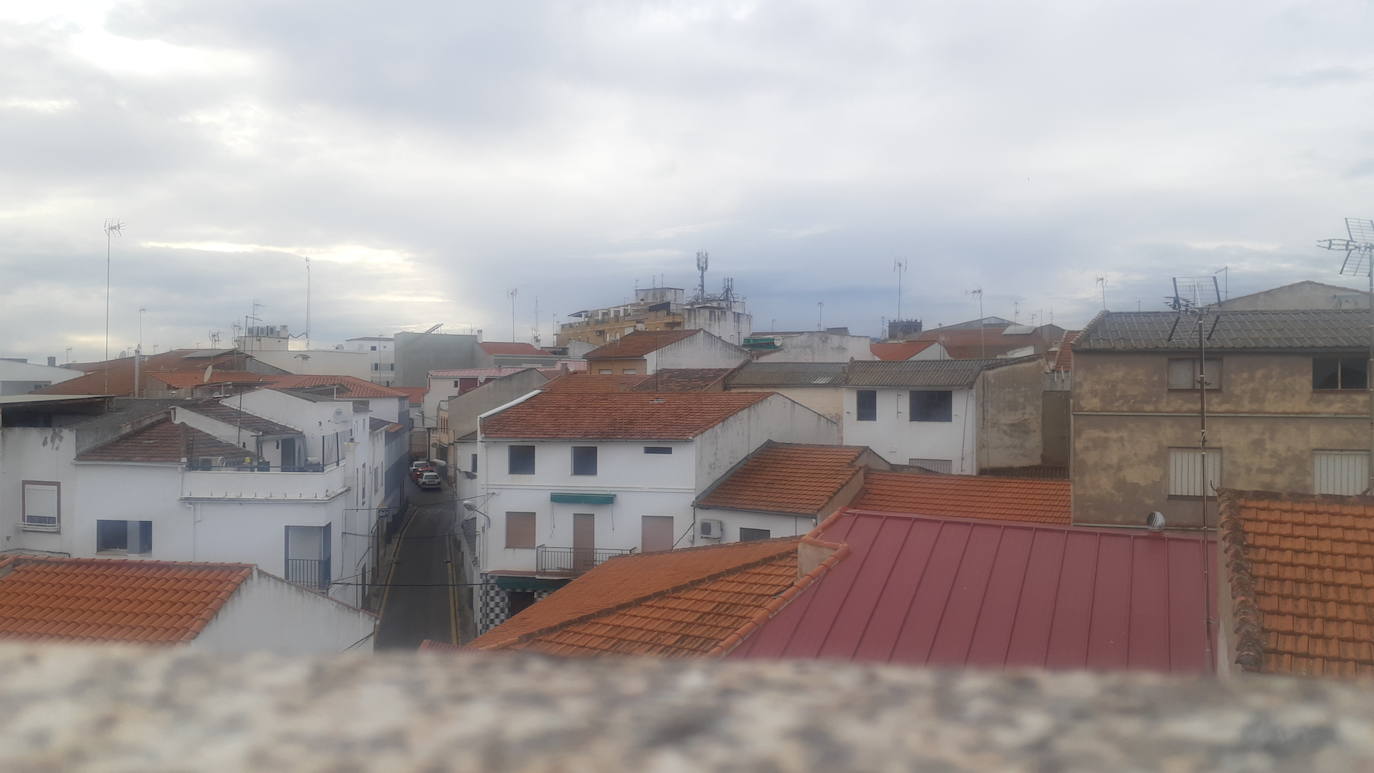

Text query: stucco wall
(1219, 282), (1368, 310)
(1072, 350), (1370, 526)
(692, 395), (839, 492)
(725, 386), (844, 424)
(444, 371), (548, 441)
(0, 427), (78, 554)
(841, 387), (978, 473)
(587, 357), (647, 375)
(192, 570), (375, 655)
(395, 332), (482, 388)
(976, 360), (1045, 471)
(768, 333), (876, 363)
(250, 350), (375, 381)
(650, 333), (749, 373)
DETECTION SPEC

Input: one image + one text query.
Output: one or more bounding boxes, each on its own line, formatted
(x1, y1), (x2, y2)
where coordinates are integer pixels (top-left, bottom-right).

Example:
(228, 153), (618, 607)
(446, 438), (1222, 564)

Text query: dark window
(572, 446), (598, 475)
(644, 446), (673, 455)
(1314, 357), (1368, 390)
(96, 519), (152, 554)
(471, 453), (478, 473)
(739, 527), (771, 542)
(507, 590), (536, 617)
(370, 345), (377, 351)
(508, 445), (536, 475)
(910, 390), (953, 422)
(371, 362), (379, 371)
(856, 390), (877, 421)
(505, 512), (536, 548)
(1167, 358), (1222, 390)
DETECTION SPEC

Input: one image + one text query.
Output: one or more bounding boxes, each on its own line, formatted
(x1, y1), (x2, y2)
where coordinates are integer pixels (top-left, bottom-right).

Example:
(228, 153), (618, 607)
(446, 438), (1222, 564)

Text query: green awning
(550, 492), (616, 505)
(493, 575), (566, 592)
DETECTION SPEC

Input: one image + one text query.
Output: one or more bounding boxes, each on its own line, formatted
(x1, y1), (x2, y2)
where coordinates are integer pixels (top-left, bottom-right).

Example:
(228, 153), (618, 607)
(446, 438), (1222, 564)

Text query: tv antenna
(1095, 276), (1107, 310)
(102, 219), (123, 393)
(508, 288), (518, 341)
(1318, 217), (1374, 493)
(695, 250), (709, 301)
(965, 287), (985, 357)
(893, 259), (907, 325)
(817, 301), (824, 331)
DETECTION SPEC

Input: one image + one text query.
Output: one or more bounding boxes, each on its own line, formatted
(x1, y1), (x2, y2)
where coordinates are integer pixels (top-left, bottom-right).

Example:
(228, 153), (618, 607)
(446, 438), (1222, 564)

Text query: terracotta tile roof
(150, 371), (274, 389)
(540, 373), (647, 393)
(870, 341), (938, 361)
(629, 368), (733, 392)
(730, 510), (1215, 674)
(0, 556), (252, 644)
(697, 443), (869, 515)
(584, 329), (699, 359)
(261, 374), (408, 399)
(1051, 330), (1079, 372)
(481, 391), (771, 439)
(469, 538), (807, 656)
(394, 387), (426, 405)
(181, 401), (298, 435)
(34, 350), (248, 396)
(76, 418), (257, 464)
(851, 472), (1071, 525)
(1220, 490), (1374, 677)
(480, 342), (549, 356)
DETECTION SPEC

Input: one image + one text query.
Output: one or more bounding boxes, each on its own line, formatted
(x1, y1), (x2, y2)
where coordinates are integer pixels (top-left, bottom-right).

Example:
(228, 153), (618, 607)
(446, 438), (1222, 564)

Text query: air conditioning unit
(699, 519), (724, 540)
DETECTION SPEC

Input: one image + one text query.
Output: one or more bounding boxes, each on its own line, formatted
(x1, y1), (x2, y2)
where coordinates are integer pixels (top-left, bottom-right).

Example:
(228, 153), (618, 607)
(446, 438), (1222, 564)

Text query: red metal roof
(730, 510), (1216, 674)
(481, 391), (771, 440)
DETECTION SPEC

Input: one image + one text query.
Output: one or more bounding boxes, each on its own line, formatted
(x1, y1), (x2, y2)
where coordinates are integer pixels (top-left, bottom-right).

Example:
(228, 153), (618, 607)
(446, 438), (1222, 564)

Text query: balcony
(285, 558), (331, 592)
(180, 463), (348, 501)
(536, 545), (634, 576)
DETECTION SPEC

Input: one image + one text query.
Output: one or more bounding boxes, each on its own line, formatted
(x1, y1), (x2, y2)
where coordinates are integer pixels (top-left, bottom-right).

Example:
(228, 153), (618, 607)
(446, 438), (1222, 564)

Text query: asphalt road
(375, 480), (456, 650)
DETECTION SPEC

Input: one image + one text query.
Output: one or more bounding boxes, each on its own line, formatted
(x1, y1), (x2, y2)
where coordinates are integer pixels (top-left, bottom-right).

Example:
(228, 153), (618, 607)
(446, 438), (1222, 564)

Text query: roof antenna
(1095, 276), (1107, 310)
(695, 250), (709, 302)
(965, 288), (984, 357)
(1318, 217), (1374, 494)
(103, 218), (124, 394)
(893, 258), (907, 327)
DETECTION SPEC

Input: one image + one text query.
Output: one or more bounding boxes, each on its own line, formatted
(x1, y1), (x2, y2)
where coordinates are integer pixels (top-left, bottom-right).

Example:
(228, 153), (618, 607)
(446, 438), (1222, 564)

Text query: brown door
(573, 513), (595, 572)
(641, 516), (674, 553)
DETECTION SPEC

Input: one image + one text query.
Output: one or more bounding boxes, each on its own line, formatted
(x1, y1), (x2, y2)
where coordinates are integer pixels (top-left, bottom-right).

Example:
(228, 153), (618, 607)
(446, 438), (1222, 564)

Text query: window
(642, 515), (675, 553)
(471, 453), (478, 473)
(572, 446), (598, 476)
(508, 445), (536, 475)
(370, 345), (377, 351)
(739, 527), (771, 542)
(1314, 357), (1368, 390)
(372, 363), (379, 371)
(1168, 448), (1222, 497)
(21, 481), (59, 531)
(1167, 358), (1222, 389)
(598, 369), (613, 375)
(856, 390), (877, 421)
(644, 446), (673, 455)
(97, 520), (152, 554)
(453, 380), (461, 387)
(506, 512), (536, 548)
(909, 390), (953, 422)
(508, 590), (536, 617)
(1314, 451), (1370, 495)
(622, 368), (638, 375)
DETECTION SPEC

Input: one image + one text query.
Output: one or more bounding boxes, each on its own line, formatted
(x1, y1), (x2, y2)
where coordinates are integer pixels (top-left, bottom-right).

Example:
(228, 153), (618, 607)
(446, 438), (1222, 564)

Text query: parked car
(410, 461), (434, 481)
(418, 470), (442, 490)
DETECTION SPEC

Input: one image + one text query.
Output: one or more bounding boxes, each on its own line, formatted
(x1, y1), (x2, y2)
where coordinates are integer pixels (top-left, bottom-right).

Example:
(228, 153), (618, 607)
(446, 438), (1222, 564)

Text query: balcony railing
(536, 545), (634, 576)
(285, 558), (331, 592)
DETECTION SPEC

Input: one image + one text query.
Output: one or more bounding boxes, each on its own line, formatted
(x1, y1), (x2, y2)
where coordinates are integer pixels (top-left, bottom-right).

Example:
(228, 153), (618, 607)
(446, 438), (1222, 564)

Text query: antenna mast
(1318, 217), (1374, 493)
(893, 259), (907, 328)
(102, 219), (123, 393)
(508, 289), (518, 342)
(966, 287), (984, 357)
(1096, 276), (1108, 310)
(695, 250), (709, 302)
(304, 256), (311, 350)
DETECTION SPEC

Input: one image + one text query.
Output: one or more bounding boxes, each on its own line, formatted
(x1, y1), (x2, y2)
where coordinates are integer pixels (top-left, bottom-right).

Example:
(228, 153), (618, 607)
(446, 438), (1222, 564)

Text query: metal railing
(536, 545), (633, 575)
(285, 558), (331, 592)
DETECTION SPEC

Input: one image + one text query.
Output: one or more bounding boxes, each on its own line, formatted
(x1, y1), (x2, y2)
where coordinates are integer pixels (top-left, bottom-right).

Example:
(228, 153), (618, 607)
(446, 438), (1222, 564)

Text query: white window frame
(1313, 450), (1370, 495)
(21, 480), (60, 532)
(1168, 448), (1222, 497)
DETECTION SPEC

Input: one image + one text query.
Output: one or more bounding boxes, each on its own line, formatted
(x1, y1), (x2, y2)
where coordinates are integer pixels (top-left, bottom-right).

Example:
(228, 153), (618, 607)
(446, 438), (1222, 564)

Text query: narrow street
(375, 480), (457, 650)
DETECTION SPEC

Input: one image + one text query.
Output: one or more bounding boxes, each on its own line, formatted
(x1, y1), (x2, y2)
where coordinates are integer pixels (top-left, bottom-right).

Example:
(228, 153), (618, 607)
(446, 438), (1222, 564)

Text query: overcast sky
(2, 1), (1372, 361)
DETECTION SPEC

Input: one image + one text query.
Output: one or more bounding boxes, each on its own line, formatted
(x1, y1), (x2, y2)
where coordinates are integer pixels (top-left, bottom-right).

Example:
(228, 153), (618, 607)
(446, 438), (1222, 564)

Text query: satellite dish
(1146, 511), (1166, 532)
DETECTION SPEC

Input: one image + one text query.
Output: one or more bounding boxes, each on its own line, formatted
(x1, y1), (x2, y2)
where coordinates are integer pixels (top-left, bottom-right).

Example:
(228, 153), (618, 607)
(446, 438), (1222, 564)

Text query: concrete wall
(841, 387), (978, 473)
(767, 333), (876, 363)
(975, 360), (1045, 471)
(1042, 391), (1070, 467)
(443, 371), (548, 442)
(395, 332), (481, 388)
(192, 570), (375, 655)
(1219, 282), (1369, 310)
(692, 395), (840, 493)
(649, 332), (750, 374)
(250, 350), (374, 382)
(683, 306), (752, 346)
(725, 386), (844, 424)
(1072, 351), (1370, 526)
(0, 360), (82, 394)
(690, 509), (817, 543)
(0, 427), (78, 554)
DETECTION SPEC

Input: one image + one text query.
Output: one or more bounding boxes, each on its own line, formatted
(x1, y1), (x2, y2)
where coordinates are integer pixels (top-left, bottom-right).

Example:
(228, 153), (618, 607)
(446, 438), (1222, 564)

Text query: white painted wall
(0, 427), (79, 555)
(0, 360), (83, 394)
(724, 386), (845, 424)
(767, 332), (876, 362)
(909, 342), (950, 360)
(646, 332), (749, 373)
(192, 570), (375, 654)
(692, 394), (840, 492)
(250, 350), (374, 381)
(841, 387), (978, 474)
(691, 509), (817, 544)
